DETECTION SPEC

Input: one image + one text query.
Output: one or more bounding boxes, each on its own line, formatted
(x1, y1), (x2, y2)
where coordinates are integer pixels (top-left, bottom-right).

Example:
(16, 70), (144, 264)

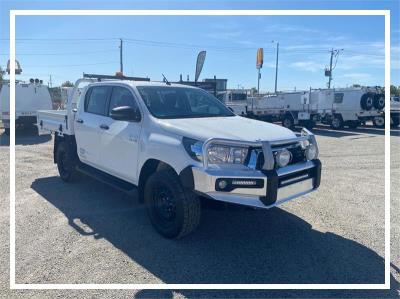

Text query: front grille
(288, 146), (306, 164)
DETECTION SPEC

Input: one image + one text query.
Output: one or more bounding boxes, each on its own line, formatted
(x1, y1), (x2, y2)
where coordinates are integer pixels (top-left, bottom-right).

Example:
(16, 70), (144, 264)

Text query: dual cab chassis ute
(37, 74), (321, 239)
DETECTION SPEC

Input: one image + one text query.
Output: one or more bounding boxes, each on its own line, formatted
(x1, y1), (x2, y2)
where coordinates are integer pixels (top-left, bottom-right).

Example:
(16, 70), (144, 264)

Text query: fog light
(275, 149), (292, 168)
(218, 180), (228, 190)
(305, 143), (318, 160)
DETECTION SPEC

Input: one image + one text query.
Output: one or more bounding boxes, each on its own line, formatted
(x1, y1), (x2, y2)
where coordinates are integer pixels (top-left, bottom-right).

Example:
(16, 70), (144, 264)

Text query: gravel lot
(0, 125), (399, 298)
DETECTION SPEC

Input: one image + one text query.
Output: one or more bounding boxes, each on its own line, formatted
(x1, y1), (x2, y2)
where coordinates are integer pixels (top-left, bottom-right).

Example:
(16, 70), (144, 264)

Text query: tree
(61, 80), (74, 87)
(390, 85), (399, 96)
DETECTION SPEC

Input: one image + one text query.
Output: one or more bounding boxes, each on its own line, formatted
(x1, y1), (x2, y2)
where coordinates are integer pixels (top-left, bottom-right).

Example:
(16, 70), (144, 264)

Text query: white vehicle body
(326, 87), (382, 120)
(247, 90), (327, 129)
(0, 81), (52, 131)
(37, 75), (321, 238)
(247, 87), (383, 129)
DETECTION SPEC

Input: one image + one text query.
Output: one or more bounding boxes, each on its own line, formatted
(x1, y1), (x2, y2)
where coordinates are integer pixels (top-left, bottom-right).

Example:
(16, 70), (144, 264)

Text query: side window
(108, 86), (140, 116)
(85, 86), (110, 115)
(334, 93), (344, 103)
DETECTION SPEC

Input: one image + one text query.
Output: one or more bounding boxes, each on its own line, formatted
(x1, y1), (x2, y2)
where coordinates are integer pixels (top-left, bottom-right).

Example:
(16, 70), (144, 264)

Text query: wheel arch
(138, 159), (177, 203)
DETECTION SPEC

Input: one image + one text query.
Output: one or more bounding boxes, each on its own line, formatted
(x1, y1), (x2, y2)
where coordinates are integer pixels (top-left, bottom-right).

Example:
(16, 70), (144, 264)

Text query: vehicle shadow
(0, 128), (51, 146)
(30, 175), (398, 295)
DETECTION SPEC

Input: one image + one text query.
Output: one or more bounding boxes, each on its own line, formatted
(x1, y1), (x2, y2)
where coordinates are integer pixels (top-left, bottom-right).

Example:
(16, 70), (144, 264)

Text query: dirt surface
(0, 125), (399, 298)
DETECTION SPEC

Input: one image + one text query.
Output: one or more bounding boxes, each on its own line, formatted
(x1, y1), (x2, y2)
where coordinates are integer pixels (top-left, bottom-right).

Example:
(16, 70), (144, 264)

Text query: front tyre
(330, 115), (344, 130)
(145, 169), (201, 239)
(56, 142), (78, 182)
(282, 114), (294, 130)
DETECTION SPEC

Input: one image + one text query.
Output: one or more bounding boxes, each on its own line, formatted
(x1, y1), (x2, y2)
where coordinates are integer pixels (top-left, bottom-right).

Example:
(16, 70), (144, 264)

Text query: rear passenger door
(75, 85), (111, 168)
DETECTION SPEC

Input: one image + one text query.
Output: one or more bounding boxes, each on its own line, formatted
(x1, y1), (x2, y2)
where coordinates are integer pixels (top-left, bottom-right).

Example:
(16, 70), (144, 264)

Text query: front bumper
(192, 159), (321, 208)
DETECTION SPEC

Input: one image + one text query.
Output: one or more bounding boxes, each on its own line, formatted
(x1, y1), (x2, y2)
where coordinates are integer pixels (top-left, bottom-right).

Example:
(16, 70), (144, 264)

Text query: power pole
(274, 42), (279, 93)
(326, 48), (343, 89)
(49, 74), (52, 88)
(119, 38), (123, 73)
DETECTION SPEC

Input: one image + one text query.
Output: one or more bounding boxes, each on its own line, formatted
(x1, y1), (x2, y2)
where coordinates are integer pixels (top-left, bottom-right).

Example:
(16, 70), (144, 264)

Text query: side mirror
(110, 106), (141, 122)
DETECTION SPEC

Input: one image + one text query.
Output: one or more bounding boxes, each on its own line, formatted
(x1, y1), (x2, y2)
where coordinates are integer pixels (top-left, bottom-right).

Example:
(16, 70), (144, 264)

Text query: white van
(0, 80), (52, 135)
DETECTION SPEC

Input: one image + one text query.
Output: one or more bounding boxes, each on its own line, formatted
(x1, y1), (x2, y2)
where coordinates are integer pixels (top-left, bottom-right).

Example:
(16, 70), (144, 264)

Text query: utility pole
(257, 68), (261, 94)
(49, 74), (52, 88)
(119, 38), (123, 73)
(274, 41), (279, 93)
(326, 48), (343, 88)
(327, 48), (334, 89)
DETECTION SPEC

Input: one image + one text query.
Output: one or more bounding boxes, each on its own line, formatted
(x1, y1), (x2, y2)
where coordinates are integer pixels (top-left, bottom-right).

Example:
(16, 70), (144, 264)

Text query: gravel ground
(0, 125), (399, 298)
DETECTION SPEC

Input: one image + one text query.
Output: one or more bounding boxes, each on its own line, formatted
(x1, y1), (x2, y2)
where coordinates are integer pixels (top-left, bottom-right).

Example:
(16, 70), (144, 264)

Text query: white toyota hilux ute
(37, 74), (322, 239)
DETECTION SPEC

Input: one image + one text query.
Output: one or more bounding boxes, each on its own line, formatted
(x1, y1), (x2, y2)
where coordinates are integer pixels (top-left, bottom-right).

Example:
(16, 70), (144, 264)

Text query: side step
(76, 162), (138, 197)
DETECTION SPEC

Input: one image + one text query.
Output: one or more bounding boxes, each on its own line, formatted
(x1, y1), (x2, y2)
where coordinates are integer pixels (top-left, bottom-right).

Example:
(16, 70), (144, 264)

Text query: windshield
(137, 86), (235, 119)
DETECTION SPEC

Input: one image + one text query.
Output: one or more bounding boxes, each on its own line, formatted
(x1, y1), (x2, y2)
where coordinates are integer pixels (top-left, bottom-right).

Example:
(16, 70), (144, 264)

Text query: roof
(87, 80), (198, 89)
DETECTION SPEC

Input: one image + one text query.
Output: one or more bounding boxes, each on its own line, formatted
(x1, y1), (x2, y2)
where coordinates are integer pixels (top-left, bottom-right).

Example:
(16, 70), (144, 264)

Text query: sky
(0, 0), (399, 93)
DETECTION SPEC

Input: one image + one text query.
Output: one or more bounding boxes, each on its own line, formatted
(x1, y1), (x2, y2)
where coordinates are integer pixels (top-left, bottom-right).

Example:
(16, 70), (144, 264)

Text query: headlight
(207, 144), (248, 165)
(305, 143), (318, 160)
(182, 137), (203, 162)
(275, 149), (292, 167)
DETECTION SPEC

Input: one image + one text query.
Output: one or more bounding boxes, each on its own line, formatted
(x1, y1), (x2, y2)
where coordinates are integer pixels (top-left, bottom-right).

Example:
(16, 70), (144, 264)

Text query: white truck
(216, 89), (248, 116)
(37, 74), (322, 239)
(247, 90), (322, 130)
(0, 79), (52, 135)
(320, 87), (384, 129)
(247, 87), (383, 130)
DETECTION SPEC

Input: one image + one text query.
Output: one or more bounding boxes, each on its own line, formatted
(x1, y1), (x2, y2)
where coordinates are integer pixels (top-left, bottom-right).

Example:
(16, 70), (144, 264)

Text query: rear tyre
(330, 115), (344, 130)
(282, 114), (294, 130)
(373, 116), (385, 128)
(145, 169), (201, 239)
(4, 128), (10, 136)
(56, 141), (78, 182)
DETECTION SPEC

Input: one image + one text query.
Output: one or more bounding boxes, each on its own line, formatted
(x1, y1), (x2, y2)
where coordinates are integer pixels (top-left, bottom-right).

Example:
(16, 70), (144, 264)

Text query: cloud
(289, 61), (323, 72)
(340, 73), (372, 79)
(204, 30), (243, 40)
(263, 24), (320, 34)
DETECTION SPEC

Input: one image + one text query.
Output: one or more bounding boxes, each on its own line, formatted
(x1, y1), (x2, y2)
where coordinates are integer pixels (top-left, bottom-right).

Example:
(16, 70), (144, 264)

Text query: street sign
(195, 51), (206, 82)
(256, 48), (263, 69)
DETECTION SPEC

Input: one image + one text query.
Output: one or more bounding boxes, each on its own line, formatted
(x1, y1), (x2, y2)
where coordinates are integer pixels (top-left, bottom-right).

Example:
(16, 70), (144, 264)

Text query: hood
(157, 116), (296, 142)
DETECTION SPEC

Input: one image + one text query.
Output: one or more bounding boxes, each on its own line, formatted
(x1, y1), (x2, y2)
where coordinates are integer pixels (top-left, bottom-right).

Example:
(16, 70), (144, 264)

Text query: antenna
(162, 74), (171, 85)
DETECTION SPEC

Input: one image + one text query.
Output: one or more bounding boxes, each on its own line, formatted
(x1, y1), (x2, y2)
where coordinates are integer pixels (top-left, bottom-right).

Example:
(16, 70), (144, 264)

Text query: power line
(23, 61), (119, 68)
(0, 49), (117, 56)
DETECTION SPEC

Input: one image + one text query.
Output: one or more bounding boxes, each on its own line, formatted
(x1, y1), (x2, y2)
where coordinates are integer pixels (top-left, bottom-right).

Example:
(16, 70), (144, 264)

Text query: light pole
(272, 40), (279, 93)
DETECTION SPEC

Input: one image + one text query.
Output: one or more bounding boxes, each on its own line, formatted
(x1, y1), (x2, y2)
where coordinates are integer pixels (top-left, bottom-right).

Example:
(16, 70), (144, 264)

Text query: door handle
(76, 119), (84, 124)
(100, 124), (109, 130)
